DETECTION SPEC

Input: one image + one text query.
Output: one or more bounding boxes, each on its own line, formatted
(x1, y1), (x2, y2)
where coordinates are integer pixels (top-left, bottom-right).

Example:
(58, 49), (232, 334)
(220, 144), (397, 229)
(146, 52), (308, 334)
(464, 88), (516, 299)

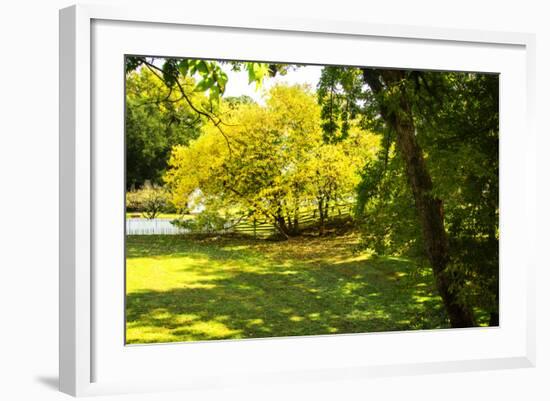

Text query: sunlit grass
(126, 233), (449, 344)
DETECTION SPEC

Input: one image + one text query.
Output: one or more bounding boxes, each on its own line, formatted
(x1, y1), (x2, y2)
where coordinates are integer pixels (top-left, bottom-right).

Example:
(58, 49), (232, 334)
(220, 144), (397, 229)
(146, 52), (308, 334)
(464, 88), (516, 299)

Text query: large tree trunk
(362, 69), (475, 328)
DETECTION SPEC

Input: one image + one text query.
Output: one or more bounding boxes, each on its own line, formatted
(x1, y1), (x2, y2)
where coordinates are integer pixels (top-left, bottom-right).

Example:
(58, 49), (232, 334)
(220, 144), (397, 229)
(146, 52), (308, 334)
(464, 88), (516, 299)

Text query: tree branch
(141, 60), (235, 156)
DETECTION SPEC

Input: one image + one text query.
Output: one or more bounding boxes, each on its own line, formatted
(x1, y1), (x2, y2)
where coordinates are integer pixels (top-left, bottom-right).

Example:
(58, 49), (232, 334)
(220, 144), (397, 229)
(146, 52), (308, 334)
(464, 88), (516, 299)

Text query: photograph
(124, 56), (499, 344)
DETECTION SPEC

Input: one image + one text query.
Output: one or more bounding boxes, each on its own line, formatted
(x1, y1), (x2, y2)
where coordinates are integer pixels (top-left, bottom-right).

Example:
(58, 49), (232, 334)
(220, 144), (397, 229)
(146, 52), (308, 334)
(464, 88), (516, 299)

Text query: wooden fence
(126, 202), (354, 236)
(232, 203), (353, 238)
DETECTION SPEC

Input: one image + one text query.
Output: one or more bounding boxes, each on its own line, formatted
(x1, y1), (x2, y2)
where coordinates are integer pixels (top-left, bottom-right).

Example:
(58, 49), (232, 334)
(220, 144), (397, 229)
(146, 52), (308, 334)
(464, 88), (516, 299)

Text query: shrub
(126, 186), (170, 219)
(171, 210), (228, 233)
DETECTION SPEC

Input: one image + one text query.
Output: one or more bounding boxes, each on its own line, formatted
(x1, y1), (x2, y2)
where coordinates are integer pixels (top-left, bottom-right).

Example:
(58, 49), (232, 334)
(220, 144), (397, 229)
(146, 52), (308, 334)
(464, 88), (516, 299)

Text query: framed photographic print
(59, 4), (536, 396)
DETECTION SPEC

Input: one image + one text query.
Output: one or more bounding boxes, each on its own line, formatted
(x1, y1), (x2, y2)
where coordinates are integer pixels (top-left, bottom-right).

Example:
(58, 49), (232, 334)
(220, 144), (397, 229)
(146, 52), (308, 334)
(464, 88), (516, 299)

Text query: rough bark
(362, 69), (476, 328)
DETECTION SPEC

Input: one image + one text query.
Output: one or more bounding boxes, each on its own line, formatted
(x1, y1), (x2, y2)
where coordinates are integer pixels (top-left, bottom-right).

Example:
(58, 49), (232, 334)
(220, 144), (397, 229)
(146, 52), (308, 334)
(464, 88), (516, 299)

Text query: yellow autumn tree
(164, 84), (379, 236)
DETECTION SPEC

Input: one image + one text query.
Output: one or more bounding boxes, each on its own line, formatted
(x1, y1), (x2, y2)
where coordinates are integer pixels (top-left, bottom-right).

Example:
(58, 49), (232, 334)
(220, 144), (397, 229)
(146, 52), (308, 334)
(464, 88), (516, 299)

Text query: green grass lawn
(126, 233), (449, 344)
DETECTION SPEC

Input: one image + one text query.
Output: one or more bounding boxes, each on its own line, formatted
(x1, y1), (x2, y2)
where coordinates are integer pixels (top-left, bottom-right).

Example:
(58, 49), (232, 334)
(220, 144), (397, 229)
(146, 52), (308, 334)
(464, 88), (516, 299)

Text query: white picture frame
(59, 3), (536, 397)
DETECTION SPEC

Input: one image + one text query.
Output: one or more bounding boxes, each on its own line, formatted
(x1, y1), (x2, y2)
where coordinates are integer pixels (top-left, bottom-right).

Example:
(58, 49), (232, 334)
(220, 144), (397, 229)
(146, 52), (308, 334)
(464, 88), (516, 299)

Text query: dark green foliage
(126, 56), (288, 104)
(346, 69), (499, 324)
(125, 56), (143, 73)
(125, 68), (206, 188)
(317, 66), (364, 143)
(357, 154), (424, 258)
(416, 73), (499, 321)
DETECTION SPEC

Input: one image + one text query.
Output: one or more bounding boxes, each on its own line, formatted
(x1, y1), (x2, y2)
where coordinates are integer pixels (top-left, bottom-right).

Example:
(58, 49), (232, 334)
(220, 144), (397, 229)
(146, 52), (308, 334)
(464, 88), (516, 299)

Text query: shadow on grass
(126, 235), (449, 344)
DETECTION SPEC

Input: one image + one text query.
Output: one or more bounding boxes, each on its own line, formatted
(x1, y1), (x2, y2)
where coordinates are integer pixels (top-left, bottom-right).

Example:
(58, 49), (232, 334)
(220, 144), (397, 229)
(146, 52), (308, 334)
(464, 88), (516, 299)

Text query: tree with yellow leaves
(164, 84), (378, 237)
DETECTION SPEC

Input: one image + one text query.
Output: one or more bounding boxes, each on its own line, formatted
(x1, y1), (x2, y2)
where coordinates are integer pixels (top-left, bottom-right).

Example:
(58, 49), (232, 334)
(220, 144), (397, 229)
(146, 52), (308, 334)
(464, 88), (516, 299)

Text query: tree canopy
(125, 57), (289, 188)
(164, 84), (378, 237)
(125, 67), (208, 188)
(333, 68), (499, 326)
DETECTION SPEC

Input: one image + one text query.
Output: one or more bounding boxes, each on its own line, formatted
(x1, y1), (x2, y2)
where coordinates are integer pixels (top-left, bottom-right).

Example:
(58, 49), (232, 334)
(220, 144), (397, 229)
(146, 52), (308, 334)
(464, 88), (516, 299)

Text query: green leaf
(216, 70), (228, 94)
(247, 64), (256, 85)
(162, 59), (179, 87)
(197, 61), (209, 76)
(178, 60), (189, 77)
(195, 77), (214, 92)
(209, 85), (220, 103)
(247, 63), (269, 89)
(188, 59), (199, 75)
